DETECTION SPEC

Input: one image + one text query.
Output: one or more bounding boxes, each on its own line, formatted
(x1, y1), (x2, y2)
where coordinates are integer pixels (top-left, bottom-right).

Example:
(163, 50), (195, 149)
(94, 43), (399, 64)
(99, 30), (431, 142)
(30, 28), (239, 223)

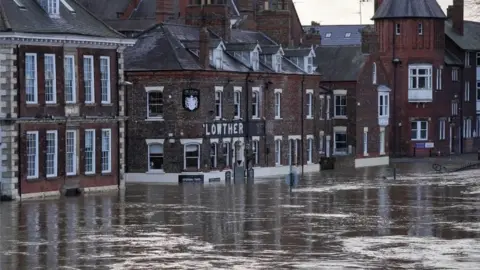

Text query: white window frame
(372, 62), (377, 84)
(452, 101), (458, 116)
(65, 130), (77, 176)
(379, 128), (385, 155)
(395, 23), (401, 35)
(418, 23), (423, 35)
(326, 95), (331, 120)
(25, 53), (38, 104)
(408, 64), (432, 91)
(84, 129), (96, 175)
(463, 118), (472, 138)
(452, 68), (459, 81)
(100, 56), (111, 104)
(465, 52), (470, 67)
(214, 87), (223, 119)
(439, 119), (446, 140)
(274, 89), (282, 119)
(147, 140), (164, 172)
(26, 131), (39, 179)
(101, 129), (112, 173)
(45, 0), (60, 16)
(45, 130), (58, 178)
(234, 87), (241, 119)
(223, 141), (230, 167)
(44, 54), (56, 104)
(273, 53), (282, 72)
(306, 135), (313, 164)
(274, 137), (282, 166)
(436, 68), (442, 90)
(378, 92), (389, 117)
(146, 87), (164, 120)
(334, 94), (347, 118)
(363, 128), (368, 156)
(252, 88), (260, 119)
(319, 95), (325, 119)
(252, 139), (259, 166)
(184, 143), (201, 170)
(64, 55), (76, 103)
(465, 81), (470, 101)
(83, 55), (95, 104)
(210, 142), (218, 168)
(214, 48), (223, 69)
(306, 56), (313, 74)
(306, 90), (313, 119)
(333, 130), (347, 155)
(411, 120), (428, 141)
(251, 51), (259, 71)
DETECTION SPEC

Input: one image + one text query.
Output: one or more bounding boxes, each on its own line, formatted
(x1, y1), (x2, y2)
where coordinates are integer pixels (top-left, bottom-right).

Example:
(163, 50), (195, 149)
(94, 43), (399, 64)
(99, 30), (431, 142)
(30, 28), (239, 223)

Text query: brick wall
(125, 70), (328, 173)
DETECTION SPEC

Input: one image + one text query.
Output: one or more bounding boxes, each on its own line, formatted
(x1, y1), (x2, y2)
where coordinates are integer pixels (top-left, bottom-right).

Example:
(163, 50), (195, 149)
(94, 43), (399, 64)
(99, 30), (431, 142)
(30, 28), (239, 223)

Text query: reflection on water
(0, 166), (480, 269)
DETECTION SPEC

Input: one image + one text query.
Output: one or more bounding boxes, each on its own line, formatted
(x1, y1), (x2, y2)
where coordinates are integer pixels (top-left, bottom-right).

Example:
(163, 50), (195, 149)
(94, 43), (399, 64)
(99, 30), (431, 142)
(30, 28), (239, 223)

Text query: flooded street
(1, 164), (480, 269)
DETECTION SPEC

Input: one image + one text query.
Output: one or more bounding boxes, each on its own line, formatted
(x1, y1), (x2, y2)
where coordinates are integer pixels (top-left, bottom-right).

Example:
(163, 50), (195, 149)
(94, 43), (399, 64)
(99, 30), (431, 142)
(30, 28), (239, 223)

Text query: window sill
(46, 175), (58, 179)
(26, 103), (39, 106)
(85, 102), (96, 106)
(275, 164), (282, 167)
(379, 152), (386, 155)
(411, 139), (428, 142)
(252, 116), (261, 120)
(274, 117), (282, 120)
(306, 161), (313, 165)
(26, 176), (39, 180)
(145, 117), (164, 122)
(66, 173), (77, 177)
(306, 116), (313, 119)
(363, 153), (369, 157)
(84, 172), (96, 176)
(45, 102), (57, 106)
(101, 103), (113, 106)
(146, 170), (165, 174)
(65, 102), (77, 105)
(234, 117), (242, 120)
(333, 116), (348, 120)
(214, 117), (223, 121)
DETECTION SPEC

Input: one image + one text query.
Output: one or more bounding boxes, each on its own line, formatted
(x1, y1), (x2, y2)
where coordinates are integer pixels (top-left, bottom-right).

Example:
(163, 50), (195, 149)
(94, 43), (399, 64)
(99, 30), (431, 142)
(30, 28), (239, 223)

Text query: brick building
(0, 0), (135, 200)
(122, 1), (336, 182)
(312, 0), (480, 168)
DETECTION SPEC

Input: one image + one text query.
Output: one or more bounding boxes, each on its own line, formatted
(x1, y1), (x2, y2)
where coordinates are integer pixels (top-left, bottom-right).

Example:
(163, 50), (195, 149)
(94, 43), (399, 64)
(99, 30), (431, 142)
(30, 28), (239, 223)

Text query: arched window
(148, 143), (164, 171)
(184, 143), (200, 169)
(372, 62), (377, 84)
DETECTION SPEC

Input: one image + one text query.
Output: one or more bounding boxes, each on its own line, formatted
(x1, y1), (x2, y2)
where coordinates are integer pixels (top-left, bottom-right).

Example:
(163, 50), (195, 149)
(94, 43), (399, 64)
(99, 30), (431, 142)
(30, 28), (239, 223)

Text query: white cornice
(0, 32), (136, 47)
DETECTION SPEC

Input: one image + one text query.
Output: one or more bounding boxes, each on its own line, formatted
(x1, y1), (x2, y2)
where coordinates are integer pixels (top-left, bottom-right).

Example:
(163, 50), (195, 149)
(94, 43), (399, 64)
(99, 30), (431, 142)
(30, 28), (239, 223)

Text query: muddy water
(1, 165), (479, 269)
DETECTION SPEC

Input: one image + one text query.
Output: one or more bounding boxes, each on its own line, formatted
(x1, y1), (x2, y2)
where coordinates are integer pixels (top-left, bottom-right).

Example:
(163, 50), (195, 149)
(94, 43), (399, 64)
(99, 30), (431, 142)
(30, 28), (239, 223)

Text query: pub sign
(183, 88), (200, 112)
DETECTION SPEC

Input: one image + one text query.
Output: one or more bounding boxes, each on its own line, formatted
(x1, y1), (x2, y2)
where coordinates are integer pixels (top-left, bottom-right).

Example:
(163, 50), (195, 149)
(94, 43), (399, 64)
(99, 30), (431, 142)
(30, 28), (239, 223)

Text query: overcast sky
(294, 0), (463, 25)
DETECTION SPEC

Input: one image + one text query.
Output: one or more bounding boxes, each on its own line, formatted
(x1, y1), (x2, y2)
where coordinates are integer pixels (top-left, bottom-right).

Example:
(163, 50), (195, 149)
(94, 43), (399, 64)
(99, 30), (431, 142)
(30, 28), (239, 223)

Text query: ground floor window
(185, 143), (200, 169)
(275, 139), (281, 165)
(46, 130), (58, 177)
(223, 142), (230, 167)
(307, 137), (313, 163)
(411, 120), (428, 140)
(334, 132), (347, 155)
(101, 129), (112, 173)
(148, 143), (164, 170)
(26, 131), (39, 178)
(463, 118), (472, 138)
(85, 129), (95, 174)
(66, 130), (77, 175)
(252, 140), (259, 165)
(439, 119), (446, 140)
(210, 143), (217, 168)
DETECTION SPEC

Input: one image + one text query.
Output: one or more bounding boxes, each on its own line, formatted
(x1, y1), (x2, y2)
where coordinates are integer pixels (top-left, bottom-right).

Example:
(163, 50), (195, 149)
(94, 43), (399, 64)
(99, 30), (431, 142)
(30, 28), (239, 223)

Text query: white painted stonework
(354, 156), (390, 168)
(125, 164), (320, 183)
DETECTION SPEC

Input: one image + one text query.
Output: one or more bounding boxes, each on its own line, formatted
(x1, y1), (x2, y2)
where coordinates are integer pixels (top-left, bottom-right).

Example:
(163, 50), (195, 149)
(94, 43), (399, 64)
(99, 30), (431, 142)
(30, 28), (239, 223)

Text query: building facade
(0, 0), (135, 200)
(123, 1), (339, 183)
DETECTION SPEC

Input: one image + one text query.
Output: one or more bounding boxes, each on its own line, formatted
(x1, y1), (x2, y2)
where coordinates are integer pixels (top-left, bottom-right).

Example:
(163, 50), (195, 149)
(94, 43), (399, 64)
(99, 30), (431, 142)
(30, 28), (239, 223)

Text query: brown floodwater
(1, 163), (479, 269)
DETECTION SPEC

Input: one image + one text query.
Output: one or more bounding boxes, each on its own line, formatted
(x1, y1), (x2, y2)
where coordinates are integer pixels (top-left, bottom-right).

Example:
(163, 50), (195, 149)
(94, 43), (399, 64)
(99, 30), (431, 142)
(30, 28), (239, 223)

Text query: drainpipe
(244, 72), (251, 171)
(16, 45), (21, 198)
(116, 48), (121, 189)
(392, 21), (398, 157)
(300, 74), (306, 176)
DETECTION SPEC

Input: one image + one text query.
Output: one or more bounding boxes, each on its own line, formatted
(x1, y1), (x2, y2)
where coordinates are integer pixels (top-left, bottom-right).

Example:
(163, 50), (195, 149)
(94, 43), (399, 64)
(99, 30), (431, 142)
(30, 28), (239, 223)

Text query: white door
(326, 135), (331, 157)
(449, 125), (453, 154)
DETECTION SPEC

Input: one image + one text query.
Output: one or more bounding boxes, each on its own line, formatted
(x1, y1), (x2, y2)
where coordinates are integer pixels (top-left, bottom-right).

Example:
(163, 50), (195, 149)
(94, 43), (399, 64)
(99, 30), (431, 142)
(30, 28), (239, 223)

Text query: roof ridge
(0, 0), (12, 31)
(70, 0), (126, 38)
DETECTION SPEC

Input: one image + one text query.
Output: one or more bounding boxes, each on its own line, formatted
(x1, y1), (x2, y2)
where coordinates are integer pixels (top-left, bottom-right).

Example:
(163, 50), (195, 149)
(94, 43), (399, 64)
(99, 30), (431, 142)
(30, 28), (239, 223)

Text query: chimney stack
(199, 27), (210, 69)
(361, 26), (378, 54)
(446, 5), (453, 20)
(452, 0), (464, 35)
(156, 0), (174, 23)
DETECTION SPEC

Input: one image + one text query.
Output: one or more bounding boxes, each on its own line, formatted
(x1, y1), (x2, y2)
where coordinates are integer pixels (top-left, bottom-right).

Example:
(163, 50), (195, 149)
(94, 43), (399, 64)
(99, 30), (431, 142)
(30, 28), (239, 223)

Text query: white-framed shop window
(252, 137), (259, 166)
(306, 135), (313, 163)
(101, 129), (112, 173)
(45, 130), (58, 178)
(66, 130), (77, 175)
(147, 139), (164, 172)
(274, 136), (282, 165)
(411, 120), (428, 141)
(84, 129), (96, 174)
(210, 142), (218, 168)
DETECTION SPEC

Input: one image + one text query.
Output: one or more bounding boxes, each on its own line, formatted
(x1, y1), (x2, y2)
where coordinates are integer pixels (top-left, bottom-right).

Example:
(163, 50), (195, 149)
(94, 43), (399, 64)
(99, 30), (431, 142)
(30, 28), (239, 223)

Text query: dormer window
(251, 51), (259, 71)
(325, 33), (332, 38)
(39, 0), (60, 17)
(213, 48), (223, 69)
(345, 33), (351, 38)
(273, 54), (282, 72)
(306, 56), (313, 74)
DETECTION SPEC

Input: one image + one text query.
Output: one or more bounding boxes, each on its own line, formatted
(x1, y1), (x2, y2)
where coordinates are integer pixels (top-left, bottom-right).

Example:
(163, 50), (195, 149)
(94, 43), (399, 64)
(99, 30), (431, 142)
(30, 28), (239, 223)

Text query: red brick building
(0, 0), (135, 200)
(121, 1), (334, 182)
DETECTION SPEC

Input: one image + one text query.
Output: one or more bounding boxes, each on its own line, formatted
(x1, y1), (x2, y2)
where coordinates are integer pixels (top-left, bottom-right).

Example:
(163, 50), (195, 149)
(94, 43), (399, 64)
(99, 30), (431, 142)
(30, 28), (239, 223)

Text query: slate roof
(303, 25), (366, 46)
(283, 48), (312, 57)
(445, 20), (480, 51)
(372, 0), (446, 20)
(125, 23), (309, 75)
(0, 0), (124, 38)
(444, 49), (463, 66)
(314, 46), (367, 81)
